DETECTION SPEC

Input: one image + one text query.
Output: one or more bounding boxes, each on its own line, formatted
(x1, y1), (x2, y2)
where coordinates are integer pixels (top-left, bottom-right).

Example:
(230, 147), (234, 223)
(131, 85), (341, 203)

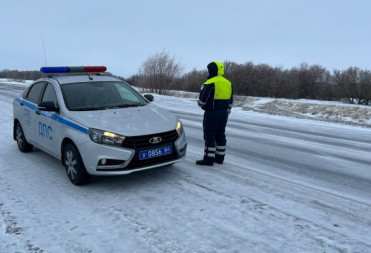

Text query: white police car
(13, 66), (187, 185)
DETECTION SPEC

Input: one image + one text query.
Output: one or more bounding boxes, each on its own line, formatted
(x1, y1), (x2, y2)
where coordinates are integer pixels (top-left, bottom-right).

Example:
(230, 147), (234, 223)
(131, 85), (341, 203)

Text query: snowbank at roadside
(240, 97), (371, 127)
(0, 78), (33, 86)
(168, 90), (371, 127)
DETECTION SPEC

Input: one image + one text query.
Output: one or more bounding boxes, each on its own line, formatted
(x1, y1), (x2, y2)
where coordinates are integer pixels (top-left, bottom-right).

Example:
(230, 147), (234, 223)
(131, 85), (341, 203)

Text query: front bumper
(78, 131), (187, 176)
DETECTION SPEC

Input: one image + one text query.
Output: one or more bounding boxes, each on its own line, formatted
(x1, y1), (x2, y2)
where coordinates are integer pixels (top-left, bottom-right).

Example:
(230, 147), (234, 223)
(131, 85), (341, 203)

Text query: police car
(13, 66), (187, 185)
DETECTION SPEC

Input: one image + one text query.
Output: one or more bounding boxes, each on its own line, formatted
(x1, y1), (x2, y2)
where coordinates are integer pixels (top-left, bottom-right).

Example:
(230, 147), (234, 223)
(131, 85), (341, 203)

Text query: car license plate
(139, 146), (172, 160)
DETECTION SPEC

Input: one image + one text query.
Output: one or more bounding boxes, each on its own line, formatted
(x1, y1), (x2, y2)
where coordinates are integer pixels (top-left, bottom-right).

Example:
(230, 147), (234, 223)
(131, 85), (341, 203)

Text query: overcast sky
(1, 0), (371, 77)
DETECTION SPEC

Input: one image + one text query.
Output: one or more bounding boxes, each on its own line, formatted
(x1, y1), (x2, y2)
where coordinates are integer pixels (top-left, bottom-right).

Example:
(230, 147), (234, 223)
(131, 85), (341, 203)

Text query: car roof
(48, 75), (120, 85)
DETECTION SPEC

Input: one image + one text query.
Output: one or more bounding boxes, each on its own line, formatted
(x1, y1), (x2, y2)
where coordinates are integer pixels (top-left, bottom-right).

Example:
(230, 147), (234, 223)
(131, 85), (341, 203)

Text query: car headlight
(176, 121), (184, 137)
(89, 128), (126, 146)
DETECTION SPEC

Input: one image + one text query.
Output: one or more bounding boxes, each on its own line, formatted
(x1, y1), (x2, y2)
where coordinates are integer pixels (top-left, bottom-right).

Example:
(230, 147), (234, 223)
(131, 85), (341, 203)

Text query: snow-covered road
(1, 82), (370, 253)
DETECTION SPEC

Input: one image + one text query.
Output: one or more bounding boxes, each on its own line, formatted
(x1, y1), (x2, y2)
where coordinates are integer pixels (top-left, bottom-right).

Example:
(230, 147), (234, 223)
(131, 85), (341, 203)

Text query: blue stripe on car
(14, 98), (88, 134)
(55, 116), (88, 134)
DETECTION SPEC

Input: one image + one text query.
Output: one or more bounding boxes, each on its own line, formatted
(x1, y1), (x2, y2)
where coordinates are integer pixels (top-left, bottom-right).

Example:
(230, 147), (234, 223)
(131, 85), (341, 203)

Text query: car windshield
(60, 81), (148, 111)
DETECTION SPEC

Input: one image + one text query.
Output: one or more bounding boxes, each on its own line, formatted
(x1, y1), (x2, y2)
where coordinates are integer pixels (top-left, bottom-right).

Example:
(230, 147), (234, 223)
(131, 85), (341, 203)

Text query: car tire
(63, 144), (90, 185)
(15, 122), (33, 152)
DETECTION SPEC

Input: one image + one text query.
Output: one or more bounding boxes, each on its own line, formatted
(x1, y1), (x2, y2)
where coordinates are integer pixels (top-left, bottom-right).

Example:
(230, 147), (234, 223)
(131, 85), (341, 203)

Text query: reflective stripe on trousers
(216, 145), (226, 156)
(204, 146), (216, 158)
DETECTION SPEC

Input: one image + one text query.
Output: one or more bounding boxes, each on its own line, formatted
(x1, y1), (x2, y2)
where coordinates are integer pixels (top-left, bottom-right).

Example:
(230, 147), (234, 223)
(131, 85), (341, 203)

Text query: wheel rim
(65, 150), (78, 180)
(16, 125), (24, 149)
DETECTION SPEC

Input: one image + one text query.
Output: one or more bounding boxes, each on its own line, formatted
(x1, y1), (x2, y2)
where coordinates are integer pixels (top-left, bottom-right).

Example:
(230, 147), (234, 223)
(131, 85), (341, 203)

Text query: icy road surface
(1, 82), (371, 253)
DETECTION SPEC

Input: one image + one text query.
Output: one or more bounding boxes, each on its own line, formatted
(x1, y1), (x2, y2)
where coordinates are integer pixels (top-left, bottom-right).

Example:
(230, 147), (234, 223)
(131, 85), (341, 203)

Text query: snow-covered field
(168, 90), (371, 127)
(0, 80), (371, 253)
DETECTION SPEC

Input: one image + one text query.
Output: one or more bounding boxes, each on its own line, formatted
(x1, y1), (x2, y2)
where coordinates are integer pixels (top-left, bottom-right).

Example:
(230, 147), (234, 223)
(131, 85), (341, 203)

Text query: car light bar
(40, 66), (107, 73)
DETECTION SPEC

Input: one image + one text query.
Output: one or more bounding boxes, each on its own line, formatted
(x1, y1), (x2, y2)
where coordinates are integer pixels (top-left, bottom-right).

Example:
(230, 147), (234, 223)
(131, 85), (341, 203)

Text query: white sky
(1, 0), (371, 77)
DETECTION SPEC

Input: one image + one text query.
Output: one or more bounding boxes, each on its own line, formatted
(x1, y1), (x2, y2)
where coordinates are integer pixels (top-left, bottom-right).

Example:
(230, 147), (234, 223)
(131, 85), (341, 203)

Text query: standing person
(196, 61), (233, 166)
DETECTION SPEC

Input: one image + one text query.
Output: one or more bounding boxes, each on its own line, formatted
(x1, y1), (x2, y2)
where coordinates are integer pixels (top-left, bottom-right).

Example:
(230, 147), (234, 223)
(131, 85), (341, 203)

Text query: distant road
(0, 82), (26, 100)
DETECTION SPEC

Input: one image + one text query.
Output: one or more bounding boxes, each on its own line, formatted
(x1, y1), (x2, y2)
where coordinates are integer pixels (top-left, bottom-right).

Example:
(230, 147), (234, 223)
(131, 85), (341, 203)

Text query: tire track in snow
(170, 154), (371, 250)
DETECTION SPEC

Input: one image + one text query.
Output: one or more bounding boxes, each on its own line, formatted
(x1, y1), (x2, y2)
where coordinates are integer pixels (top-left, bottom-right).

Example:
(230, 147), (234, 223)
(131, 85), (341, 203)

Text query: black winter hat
(207, 62), (218, 79)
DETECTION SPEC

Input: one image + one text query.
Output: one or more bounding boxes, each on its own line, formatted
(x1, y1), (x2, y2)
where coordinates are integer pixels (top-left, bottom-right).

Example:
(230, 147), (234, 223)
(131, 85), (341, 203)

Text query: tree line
(131, 51), (371, 105)
(2, 51), (371, 105)
(0, 69), (43, 81)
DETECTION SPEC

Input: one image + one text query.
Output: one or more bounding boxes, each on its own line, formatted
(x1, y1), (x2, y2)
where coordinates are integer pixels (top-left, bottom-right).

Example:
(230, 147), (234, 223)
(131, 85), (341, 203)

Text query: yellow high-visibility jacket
(198, 61), (233, 111)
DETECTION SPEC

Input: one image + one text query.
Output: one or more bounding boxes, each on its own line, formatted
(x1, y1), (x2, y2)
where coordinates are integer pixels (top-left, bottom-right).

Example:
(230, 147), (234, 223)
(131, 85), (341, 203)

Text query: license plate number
(139, 146), (172, 160)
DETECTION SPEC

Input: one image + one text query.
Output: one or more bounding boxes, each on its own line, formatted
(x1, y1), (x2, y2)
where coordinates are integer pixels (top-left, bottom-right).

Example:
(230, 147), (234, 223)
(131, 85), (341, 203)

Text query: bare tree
(333, 67), (371, 104)
(359, 69), (371, 105)
(138, 50), (183, 95)
(224, 61), (255, 95)
(179, 69), (208, 92)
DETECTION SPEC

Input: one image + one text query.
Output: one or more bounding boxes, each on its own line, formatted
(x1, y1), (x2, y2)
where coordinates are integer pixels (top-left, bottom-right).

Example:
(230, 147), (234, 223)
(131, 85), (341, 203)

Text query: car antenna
(41, 35), (48, 66)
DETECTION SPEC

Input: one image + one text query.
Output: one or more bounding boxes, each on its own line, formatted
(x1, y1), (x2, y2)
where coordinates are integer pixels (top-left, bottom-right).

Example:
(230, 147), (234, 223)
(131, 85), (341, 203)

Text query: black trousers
(203, 110), (228, 160)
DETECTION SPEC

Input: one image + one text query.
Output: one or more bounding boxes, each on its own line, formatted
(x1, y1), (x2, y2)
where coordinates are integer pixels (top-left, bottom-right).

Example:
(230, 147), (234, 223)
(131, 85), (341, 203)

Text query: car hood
(66, 104), (178, 136)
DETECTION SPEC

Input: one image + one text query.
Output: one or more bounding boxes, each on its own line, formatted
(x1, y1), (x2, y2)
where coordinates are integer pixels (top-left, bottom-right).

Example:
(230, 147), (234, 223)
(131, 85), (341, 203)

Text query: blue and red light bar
(40, 66), (107, 74)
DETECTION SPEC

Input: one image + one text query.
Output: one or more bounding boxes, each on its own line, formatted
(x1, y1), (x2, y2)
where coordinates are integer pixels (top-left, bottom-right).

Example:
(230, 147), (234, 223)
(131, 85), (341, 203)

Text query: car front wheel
(63, 144), (90, 185)
(15, 122), (33, 152)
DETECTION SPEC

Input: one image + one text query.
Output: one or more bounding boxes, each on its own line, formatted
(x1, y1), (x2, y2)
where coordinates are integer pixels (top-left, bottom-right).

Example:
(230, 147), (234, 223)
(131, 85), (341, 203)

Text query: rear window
(26, 82), (46, 103)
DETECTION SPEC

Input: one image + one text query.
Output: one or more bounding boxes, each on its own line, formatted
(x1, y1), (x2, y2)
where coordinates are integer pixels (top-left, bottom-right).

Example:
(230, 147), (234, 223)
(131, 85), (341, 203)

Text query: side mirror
(38, 101), (59, 113)
(144, 94), (154, 102)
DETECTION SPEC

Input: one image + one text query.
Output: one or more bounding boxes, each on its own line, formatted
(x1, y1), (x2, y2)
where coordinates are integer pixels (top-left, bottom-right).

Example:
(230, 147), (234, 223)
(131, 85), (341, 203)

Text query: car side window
(26, 82), (46, 103)
(42, 83), (58, 106)
(114, 83), (142, 103)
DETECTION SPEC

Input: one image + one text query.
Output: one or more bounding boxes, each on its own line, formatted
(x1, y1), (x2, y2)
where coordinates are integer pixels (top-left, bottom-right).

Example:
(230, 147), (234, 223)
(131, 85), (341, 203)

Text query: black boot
(215, 154), (224, 164)
(196, 156), (214, 166)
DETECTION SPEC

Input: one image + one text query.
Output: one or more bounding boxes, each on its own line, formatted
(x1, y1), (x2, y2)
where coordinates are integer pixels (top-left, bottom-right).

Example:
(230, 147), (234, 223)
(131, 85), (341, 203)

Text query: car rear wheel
(15, 122), (33, 152)
(63, 144), (90, 185)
